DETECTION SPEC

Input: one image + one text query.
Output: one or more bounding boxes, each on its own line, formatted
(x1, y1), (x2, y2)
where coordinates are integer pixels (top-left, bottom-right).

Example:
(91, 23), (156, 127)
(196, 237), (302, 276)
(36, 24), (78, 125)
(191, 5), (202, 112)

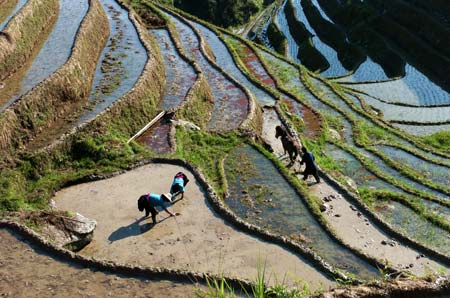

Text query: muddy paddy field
(1, 0), (450, 297)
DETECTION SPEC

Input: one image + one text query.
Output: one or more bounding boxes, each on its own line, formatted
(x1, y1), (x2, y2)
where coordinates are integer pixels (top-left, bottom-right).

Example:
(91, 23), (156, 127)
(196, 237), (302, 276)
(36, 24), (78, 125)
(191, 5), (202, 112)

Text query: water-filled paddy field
(1, 0), (89, 112)
(3, 0), (450, 296)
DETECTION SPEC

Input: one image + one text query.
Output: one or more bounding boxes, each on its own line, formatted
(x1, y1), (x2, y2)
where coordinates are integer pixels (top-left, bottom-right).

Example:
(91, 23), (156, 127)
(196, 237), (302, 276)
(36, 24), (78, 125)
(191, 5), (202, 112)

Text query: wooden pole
(126, 111), (166, 144)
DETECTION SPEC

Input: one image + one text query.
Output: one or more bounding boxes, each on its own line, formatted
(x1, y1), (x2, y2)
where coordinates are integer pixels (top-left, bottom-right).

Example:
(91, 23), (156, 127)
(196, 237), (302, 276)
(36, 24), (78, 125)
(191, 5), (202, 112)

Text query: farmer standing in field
(300, 147), (321, 184)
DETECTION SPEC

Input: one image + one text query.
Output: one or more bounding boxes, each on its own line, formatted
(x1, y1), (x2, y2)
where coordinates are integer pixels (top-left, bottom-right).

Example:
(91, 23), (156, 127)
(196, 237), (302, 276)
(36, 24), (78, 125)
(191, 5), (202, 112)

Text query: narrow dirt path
(53, 163), (334, 289)
(0, 228), (202, 297)
(261, 111), (449, 277)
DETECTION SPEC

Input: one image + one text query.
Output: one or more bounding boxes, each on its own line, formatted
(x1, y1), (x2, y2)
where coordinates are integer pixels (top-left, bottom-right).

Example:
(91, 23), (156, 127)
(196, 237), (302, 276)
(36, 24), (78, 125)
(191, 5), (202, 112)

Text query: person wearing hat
(137, 193), (179, 224)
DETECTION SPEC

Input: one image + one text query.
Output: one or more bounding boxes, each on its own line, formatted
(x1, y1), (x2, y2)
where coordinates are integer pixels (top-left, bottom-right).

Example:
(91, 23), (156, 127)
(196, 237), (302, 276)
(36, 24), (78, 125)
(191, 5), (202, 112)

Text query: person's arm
(163, 207), (178, 217)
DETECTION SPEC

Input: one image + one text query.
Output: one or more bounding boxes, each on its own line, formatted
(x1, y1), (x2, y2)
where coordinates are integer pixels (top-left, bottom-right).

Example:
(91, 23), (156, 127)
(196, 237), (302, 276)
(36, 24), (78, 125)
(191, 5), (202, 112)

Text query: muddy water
(137, 118), (172, 155)
(186, 22), (275, 106)
(259, 49), (355, 141)
(0, 0), (26, 30)
(1, 0), (89, 112)
(373, 201), (450, 256)
(151, 29), (196, 110)
(226, 38), (321, 137)
(164, 12), (248, 131)
(78, 0), (146, 124)
(0, 228), (202, 298)
(224, 144), (380, 280)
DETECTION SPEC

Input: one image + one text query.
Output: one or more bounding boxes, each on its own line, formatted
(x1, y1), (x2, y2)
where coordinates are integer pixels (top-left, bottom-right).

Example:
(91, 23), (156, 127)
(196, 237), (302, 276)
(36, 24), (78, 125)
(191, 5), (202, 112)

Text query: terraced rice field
(1, 0), (450, 297)
(1, 0), (89, 112)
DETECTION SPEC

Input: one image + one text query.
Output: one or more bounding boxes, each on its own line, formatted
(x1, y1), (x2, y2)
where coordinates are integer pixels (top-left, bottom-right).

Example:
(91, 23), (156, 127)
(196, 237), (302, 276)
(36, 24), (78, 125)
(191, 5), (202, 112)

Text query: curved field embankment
(0, 228), (202, 298)
(314, 0), (406, 78)
(162, 10), (255, 132)
(224, 36), (322, 139)
(0, 0), (109, 156)
(315, 275), (450, 298)
(79, 0), (148, 124)
(60, 3), (166, 142)
(0, 0), (18, 26)
(284, 0), (329, 73)
(364, 8), (450, 93)
(0, 0), (58, 81)
(52, 162), (334, 290)
(367, 0), (450, 59)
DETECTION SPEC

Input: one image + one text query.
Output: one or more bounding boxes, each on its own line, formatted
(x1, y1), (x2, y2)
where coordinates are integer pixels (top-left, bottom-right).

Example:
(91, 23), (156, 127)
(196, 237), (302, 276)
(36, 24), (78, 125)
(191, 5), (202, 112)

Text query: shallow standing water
(0, 0), (27, 31)
(187, 22), (275, 106)
(151, 29), (196, 110)
(344, 64), (450, 106)
(1, 0), (89, 112)
(224, 144), (380, 280)
(372, 201), (450, 256)
(78, 0), (147, 124)
(164, 11), (248, 131)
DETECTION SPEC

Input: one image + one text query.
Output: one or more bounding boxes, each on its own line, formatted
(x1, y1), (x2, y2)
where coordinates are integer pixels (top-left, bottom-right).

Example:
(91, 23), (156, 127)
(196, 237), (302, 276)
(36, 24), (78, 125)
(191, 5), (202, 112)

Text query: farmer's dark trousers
(145, 206), (158, 223)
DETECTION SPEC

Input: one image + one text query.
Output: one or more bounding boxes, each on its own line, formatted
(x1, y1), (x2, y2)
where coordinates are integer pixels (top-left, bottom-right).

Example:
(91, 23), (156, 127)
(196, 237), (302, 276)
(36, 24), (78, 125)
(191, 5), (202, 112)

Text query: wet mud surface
(137, 118), (172, 155)
(0, 228), (203, 298)
(53, 163), (334, 289)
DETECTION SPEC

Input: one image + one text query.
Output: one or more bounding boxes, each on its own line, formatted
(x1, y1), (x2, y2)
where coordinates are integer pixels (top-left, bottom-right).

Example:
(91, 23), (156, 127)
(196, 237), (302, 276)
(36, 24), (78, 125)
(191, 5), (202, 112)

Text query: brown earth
(0, 228), (204, 298)
(52, 163), (335, 290)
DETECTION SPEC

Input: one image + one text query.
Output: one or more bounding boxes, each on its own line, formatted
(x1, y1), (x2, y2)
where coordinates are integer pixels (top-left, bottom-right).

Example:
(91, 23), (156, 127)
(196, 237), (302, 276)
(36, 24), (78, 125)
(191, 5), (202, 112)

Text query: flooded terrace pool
(224, 144), (380, 280)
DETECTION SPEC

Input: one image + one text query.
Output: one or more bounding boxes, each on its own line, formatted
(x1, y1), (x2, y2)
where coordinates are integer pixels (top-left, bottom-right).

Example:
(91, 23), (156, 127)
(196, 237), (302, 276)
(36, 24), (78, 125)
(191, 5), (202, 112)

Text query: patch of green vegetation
(0, 128), (151, 212)
(421, 131), (450, 153)
(266, 21), (287, 55)
(173, 0), (264, 28)
(359, 188), (450, 233)
(0, 0), (18, 24)
(176, 78), (214, 129)
(174, 129), (243, 195)
(279, 101), (305, 134)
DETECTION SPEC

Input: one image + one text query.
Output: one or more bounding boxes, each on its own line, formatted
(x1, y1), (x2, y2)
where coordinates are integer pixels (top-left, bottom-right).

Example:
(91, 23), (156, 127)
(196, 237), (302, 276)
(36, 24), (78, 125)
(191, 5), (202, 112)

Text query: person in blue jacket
(137, 193), (178, 224)
(300, 146), (320, 183)
(170, 172), (189, 199)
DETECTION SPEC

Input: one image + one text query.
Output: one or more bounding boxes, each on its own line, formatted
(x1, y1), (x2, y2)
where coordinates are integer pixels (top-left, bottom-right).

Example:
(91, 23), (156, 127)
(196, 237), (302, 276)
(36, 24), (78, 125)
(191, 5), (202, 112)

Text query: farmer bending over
(300, 147), (320, 184)
(170, 172), (189, 199)
(137, 193), (179, 224)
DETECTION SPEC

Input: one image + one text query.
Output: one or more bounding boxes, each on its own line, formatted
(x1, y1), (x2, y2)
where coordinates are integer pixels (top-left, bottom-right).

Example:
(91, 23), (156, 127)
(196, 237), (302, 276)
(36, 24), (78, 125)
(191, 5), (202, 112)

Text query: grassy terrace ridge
(0, 0), (18, 24)
(300, 72), (450, 209)
(1, 0), (450, 295)
(0, 0), (166, 212)
(0, 0), (109, 156)
(0, 0), (59, 81)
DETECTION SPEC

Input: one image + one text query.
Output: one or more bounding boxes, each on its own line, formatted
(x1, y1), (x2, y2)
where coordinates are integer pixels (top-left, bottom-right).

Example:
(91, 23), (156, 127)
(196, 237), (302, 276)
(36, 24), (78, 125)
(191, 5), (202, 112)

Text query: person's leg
(149, 206), (158, 224)
(313, 169), (320, 183)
